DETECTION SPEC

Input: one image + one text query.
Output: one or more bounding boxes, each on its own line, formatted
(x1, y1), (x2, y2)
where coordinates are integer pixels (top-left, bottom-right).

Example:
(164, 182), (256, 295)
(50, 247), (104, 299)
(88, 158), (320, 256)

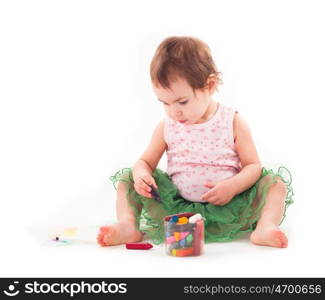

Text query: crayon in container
(164, 212), (204, 257)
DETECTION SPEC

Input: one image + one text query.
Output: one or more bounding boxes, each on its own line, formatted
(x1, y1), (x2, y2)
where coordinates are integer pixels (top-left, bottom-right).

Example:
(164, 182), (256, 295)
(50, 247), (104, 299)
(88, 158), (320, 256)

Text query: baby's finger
(134, 183), (152, 198)
(213, 201), (225, 206)
(150, 178), (158, 189)
(210, 199), (221, 206)
(200, 192), (208, 201)
(206, 198), (218, 204)
(211, 197), (227, 206)
(139, 190), (152, 198)
(205, 193), (221, 204)
(204, 181), (215, 189)
(201, 190), (214, 201)
(141, 174), (153, 185)
(142, 187), (153, 198)
(138, 178), (152, 193)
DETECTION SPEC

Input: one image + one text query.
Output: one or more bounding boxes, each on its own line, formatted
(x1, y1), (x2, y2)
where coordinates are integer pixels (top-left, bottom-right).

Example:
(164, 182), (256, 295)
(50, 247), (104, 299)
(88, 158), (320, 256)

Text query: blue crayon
(179, 238), (187, 248)
(171, 216), (179, 223)
(150, 185), (161, 202)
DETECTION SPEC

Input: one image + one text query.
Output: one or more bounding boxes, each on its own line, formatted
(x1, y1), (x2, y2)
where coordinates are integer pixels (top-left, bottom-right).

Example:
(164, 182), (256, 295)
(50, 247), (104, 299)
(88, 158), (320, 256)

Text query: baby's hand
(133, 172), (158, 199)
(200, 179), (236, 206)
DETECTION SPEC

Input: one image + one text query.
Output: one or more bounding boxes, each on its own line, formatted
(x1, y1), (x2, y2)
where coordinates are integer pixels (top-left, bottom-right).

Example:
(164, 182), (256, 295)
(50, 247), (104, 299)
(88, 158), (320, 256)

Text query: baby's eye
(179, 100), (188, 105)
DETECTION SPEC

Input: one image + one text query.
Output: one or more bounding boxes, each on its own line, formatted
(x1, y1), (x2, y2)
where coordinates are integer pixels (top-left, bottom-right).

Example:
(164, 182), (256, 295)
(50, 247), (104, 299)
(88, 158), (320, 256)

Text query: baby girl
(97, 36), (293, 248)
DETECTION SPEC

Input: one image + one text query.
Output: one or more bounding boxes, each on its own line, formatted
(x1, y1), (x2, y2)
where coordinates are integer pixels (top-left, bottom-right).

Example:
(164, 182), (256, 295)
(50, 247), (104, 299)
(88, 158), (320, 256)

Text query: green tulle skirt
(110, 167), (293, 245)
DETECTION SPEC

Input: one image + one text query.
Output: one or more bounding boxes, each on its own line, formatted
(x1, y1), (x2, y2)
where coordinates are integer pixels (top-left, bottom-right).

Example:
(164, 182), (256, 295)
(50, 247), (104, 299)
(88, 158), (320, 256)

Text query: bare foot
(250, 224), (288, 248)
(97, 222), (143, 246)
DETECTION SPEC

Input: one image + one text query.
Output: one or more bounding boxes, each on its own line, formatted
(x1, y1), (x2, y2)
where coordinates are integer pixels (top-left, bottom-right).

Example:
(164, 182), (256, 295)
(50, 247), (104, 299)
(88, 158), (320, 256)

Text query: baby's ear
(206, 74), (218, 94)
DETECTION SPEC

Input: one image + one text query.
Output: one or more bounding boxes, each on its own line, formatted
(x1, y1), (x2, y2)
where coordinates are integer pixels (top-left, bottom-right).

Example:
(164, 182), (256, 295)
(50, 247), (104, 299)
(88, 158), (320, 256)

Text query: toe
(281, 241), (288, 248)
(97, 226), (116, 246)
(103, 228), (115, 246)
(100, 226), (109, 234)
(96, 233), (105, 246)
(97, 227), (110, 246)
(279, 231), (288, 248)
(273, 230), (288, 248)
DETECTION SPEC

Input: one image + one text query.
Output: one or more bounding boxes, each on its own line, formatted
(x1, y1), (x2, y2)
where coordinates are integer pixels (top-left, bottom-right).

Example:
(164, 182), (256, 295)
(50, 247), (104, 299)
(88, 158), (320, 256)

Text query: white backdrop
(0, 0), (324, 277)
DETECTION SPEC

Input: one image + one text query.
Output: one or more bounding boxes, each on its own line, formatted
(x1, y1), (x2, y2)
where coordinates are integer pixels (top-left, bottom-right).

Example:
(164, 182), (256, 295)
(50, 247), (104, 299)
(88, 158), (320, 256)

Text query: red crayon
(125, 243), (153, 250)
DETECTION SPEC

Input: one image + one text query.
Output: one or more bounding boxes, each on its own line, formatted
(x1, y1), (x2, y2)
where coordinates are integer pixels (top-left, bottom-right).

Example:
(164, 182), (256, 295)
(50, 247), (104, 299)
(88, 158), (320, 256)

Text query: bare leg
(250, 175), (288, 248)
(97, 180), (144, 246)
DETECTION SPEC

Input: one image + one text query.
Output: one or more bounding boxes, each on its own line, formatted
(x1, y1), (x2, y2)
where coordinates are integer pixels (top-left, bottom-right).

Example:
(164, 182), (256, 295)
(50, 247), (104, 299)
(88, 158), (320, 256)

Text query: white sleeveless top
(164, 103), (241, 202)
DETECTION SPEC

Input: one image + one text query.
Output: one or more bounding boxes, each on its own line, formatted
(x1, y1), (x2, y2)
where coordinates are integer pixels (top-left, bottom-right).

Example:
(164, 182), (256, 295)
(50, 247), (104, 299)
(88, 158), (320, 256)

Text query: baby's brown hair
(150, 36), (222, 91)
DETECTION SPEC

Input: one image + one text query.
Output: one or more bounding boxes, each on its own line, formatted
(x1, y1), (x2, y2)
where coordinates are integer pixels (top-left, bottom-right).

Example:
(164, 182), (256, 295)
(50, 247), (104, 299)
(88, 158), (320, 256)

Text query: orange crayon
(171, 247), (194, 257)
(174, 231), (180, 242)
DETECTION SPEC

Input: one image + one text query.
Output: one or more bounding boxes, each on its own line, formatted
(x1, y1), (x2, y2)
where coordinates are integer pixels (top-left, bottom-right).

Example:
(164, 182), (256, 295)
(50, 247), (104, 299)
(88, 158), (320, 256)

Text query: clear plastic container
(164, 212), (204, 257)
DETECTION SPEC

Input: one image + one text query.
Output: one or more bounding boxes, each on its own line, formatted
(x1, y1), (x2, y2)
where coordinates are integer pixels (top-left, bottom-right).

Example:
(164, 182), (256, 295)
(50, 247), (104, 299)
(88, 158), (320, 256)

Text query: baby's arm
(132, 120), (167, 198)
(229, 113), (262, 195)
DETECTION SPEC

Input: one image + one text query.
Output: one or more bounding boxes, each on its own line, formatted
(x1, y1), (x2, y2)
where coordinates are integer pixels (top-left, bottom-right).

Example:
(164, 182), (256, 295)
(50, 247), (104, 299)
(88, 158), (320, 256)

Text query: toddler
(97, 36), (293, 248)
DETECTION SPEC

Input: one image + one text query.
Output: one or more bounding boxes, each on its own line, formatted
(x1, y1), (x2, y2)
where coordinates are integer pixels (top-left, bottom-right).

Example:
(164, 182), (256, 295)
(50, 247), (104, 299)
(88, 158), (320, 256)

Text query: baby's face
(153, 77), (212, 125)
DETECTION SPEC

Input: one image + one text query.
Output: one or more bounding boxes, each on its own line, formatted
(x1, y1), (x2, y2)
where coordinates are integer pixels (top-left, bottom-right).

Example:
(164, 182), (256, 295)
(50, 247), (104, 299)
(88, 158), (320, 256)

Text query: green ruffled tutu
(110, 167), (293, 245)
